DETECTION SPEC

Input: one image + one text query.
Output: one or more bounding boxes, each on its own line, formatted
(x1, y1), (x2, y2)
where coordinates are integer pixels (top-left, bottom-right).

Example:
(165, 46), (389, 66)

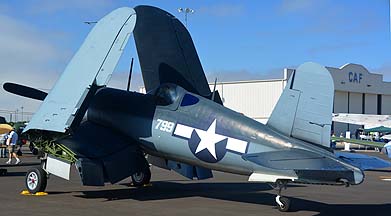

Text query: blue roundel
(188, 130), (228, 163)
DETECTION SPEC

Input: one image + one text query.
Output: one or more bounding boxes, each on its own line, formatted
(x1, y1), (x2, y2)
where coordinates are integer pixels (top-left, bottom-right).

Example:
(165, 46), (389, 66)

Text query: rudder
(267, 62), (334, 148)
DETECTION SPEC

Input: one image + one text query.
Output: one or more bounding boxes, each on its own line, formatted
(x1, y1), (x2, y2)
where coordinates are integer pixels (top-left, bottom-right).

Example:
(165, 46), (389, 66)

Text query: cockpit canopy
(153, 83), (180, 106)
(151, 83), (200, 108)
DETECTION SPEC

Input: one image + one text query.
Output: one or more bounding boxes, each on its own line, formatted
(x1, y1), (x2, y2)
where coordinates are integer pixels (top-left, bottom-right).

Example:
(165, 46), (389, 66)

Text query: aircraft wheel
(25, 167), (47, 194)
(131, 167), (151, 187)
(276, 195), (291, 212)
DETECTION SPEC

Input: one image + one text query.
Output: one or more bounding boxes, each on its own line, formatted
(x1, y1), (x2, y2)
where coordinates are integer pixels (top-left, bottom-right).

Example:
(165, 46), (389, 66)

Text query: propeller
(3, 82), (47, 101)
(127, 58), (134, 91)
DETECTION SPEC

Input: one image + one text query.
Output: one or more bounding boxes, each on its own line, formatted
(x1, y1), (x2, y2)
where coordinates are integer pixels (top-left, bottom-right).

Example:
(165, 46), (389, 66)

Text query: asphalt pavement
(0, 150), (390, 216)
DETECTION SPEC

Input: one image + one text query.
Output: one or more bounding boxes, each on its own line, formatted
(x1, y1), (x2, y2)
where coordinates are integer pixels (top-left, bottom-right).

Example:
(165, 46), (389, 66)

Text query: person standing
(6, 128), (20, 165)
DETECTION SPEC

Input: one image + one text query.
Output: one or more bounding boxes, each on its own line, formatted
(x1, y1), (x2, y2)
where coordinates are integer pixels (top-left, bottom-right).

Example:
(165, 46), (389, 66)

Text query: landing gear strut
(131, 167), (151, 187)
(271, 180), (291, 212)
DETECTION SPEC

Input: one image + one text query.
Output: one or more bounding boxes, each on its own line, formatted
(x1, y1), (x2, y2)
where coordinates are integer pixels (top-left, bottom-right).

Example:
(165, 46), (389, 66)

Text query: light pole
(177, 7), (195, 28)
(21, 106), (24, 122)
(15, 109), (18, 122)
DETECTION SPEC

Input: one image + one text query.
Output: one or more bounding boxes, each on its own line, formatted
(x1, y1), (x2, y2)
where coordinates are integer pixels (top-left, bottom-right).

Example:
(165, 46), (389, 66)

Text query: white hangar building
(208, 63), (391, 136)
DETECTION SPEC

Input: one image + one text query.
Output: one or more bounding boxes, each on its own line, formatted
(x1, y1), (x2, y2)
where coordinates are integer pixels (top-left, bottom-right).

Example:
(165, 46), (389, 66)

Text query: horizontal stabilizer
(243, 149), (345, 170)
(3, 82), (47, 101)
(25, 7), (136, 133)
(267, 62), (334, 148)
(336, 152), (391, 170)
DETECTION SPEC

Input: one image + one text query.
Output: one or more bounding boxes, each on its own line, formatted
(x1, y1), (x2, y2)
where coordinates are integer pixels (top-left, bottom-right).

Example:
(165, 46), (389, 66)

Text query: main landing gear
(131, 167), (151, 187)
(25, 167), (48, 194)
(271, 180), (291, 212)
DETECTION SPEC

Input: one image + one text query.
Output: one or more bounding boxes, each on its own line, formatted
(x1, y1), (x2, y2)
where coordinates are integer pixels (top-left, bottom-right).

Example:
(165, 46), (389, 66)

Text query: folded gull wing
(24, 7), (136, 133)
(133, 5), (211, 97)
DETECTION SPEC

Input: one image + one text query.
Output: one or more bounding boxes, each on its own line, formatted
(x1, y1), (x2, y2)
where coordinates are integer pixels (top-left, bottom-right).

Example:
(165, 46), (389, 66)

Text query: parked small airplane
(332, 113), (391, 157)
(333, 113), (391, 129)
(3, 6), (391, 212)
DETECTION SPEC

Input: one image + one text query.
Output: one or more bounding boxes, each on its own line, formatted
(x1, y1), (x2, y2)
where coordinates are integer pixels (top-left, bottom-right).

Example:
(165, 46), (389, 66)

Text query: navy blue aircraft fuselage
(3, 5), (390, 212)
(87, 84), (364, 186)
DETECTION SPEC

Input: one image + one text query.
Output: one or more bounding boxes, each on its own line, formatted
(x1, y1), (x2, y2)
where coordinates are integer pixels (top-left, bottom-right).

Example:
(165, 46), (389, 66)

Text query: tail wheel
(276, 196), (291, 212)
(131, 167), (151, 187)
(25, 167), (47, 194)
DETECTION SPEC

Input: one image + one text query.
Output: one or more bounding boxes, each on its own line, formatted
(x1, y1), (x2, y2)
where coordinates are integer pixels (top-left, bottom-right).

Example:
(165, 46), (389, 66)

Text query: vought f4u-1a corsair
(3, 5), (391, 212)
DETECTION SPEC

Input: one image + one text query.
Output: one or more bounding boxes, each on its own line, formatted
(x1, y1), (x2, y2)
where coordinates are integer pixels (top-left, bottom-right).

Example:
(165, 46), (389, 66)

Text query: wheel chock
(20, 190), (48, 196)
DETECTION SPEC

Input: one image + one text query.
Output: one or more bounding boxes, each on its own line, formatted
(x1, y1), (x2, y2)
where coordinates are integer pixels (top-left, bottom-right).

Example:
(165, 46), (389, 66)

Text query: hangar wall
(208, 63), (391, 136)
(139, 63), (391, 136)
(210, 79), (286, 123)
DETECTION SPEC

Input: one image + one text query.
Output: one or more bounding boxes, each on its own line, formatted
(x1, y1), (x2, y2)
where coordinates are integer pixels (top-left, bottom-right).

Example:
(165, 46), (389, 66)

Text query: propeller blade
(127, 58), (134, 91)
(3, 82), (47, 101)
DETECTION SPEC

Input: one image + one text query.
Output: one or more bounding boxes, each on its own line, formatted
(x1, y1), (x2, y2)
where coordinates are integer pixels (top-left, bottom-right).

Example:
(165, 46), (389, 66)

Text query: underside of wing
(58, 121), (149, 186)
(133, 5), (211, 97)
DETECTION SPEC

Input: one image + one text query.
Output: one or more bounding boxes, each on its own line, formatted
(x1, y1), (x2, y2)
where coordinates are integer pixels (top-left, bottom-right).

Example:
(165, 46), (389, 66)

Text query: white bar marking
(174, 124), (194, 138)
(226, 138), (248, 153)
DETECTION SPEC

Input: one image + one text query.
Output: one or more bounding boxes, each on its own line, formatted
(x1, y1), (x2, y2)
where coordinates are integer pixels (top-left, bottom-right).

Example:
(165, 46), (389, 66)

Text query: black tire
(25, 167), (47, 194)
(131, 167), (151, 187)
(277, 196), (291, 212)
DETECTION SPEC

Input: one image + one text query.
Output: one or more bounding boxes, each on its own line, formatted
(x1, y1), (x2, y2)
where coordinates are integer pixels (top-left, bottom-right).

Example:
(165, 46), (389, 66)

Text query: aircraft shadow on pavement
(0, 162), (40, 168)
(75, 181), (391, 215)
(365, 169), (391, 173)
(1, 171), (26, 177)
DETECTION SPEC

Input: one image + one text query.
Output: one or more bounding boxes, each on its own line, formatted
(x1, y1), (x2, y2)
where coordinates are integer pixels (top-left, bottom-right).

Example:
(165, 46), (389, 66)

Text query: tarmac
(0, 150), (390, 216)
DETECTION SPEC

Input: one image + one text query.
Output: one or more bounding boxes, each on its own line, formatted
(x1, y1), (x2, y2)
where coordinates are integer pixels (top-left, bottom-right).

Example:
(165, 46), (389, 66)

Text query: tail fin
(24, 7), (136, 133)
(267, 62), (334, 147)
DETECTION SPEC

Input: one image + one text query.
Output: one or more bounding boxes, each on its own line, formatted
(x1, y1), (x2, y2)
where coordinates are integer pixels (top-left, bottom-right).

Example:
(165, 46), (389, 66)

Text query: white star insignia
(194, 120), (227, 159)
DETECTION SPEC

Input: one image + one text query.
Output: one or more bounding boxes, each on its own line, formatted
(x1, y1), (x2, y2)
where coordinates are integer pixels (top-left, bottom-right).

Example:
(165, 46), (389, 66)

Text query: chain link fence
(0, 109), (34, 122)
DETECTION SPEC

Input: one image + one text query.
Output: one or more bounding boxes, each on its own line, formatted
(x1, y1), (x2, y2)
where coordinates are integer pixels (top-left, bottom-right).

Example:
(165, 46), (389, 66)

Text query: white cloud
(107, 72), (144, 92)
(0, 14), (63, 117)
(0, 15), (62, 69)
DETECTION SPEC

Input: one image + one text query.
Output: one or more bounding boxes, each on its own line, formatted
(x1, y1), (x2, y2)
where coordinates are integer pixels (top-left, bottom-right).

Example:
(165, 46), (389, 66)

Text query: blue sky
(0, 0), (390, 114)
